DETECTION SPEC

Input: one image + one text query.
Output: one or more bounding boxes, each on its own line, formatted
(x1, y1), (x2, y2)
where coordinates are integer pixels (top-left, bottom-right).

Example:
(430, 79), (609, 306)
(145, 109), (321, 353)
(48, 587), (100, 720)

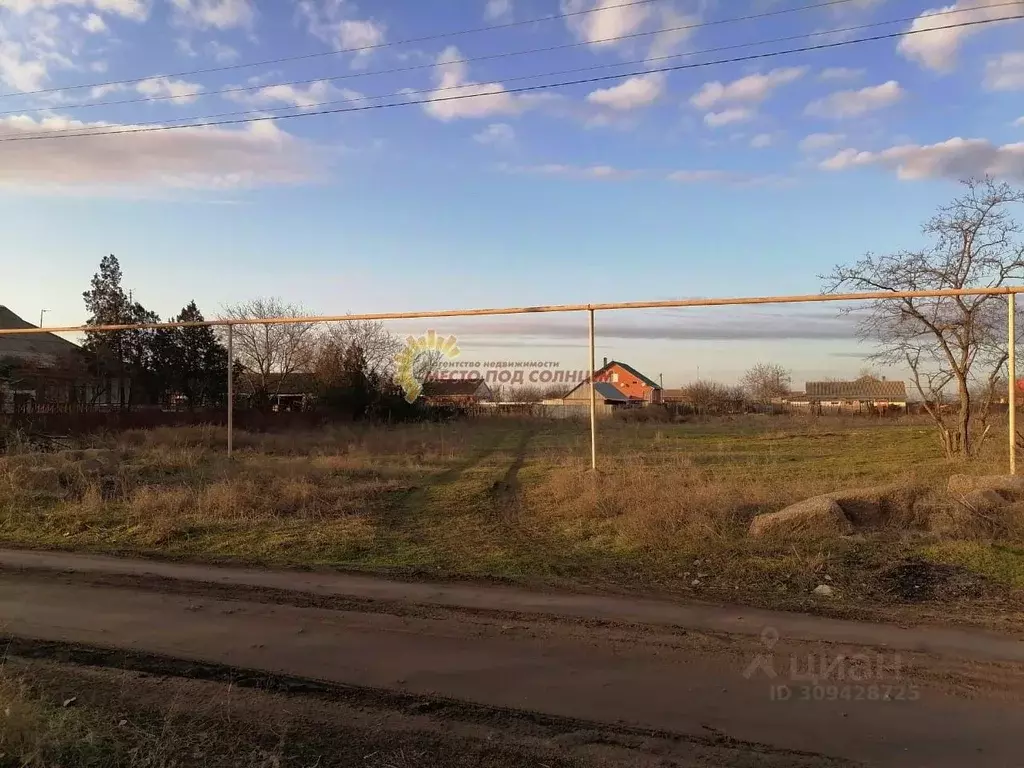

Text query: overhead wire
(0, 0), (677, 100)
(0, 0), (873, 115)
(5, 6), (1001, 137)
(2, 14), (1019, 144)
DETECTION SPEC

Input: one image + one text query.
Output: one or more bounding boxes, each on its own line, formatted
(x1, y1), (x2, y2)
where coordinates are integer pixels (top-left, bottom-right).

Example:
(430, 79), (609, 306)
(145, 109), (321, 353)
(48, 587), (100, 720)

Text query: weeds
(0, 418), (1019, 601)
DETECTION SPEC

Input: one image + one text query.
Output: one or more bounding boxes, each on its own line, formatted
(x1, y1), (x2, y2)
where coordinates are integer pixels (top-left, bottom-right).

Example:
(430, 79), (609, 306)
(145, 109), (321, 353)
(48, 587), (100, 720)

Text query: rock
(948, 474), (1024, 501)
(79, 459), (107, 474)
(23, 467), (63, 494)
(959, 489), (1011, 514)
(748, 496), (853, 539)
(812, 584), (835, 598)
(81, 448), (115, 461)
(826, 484), (923, 529)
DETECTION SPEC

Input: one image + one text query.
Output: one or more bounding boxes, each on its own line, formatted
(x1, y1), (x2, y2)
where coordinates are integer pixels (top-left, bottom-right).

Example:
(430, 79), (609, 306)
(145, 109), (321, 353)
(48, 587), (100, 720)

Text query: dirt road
(0, 549), (1022, 767)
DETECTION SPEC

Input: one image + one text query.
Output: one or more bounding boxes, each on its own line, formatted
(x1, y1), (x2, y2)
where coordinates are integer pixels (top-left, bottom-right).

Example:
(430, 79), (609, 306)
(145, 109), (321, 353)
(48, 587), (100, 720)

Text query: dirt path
(1, 549), (1023, 767)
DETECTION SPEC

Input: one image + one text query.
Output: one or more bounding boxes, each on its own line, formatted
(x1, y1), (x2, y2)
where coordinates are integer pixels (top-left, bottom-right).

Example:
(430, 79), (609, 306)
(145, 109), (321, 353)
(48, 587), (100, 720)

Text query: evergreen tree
(82, 255), (161, 409)
(82, 255), (132, 408)
(154, 301), (229, 409)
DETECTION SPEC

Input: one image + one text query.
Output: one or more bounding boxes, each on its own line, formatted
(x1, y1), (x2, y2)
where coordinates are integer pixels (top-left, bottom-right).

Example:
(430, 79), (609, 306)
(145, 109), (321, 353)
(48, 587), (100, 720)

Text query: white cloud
(805, 80), (904, 119)
(0, 1), (143, 94)
(750, 133), (774, 148)
(423, 45), (522, 121)
(484, 0), (512, 21)
(799, 132), (846, 152)
(81, 12), (107, 32)
(820, 137), (1024, 181)
(819, 67), (866, 81)
(207, 40), (239, 62)
(562, 0), (651, 47)
(0, 115), (317, 191)
(136, 76), (204, 104)
(176, 36), (197, 56)
(473, 122), (515, 147)
(0, 42), (48, 92)
(90, 82), (124, 97)
(0, 0), (149, 21)
(1017, 116), (1024, 126)
(667, 169), (732, 183)
(297, 1), (385, 68)
(985, 51), (1024, 90)
(169, 0), (254, 29)
(667, 169), (789, 186)
(227, 80), (362, 111)
(645, 6), (695, 61)
(898, 0), (1024, 72)
(586, 74), (663, 111)
(337, 18), (384, 49)
(690, 67), (807, 110)
(704, 107), (754, 127)
(501, 162), (634, 179)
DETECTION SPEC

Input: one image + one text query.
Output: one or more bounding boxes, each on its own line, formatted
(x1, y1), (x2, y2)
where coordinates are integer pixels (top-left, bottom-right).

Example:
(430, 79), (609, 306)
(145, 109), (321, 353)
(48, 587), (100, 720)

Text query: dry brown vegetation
(2, 417), (1024, 610)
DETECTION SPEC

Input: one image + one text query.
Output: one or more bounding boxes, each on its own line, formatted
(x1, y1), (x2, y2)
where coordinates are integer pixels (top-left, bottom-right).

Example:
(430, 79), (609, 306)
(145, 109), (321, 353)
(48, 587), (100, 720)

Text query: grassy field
(2, 416), (1023, 617)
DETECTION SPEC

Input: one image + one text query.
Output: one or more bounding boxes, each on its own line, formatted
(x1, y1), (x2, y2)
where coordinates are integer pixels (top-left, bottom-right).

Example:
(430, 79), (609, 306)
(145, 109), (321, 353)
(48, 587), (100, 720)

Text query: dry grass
(1, 416), (1022, 607)
(0, 659), (595, 768)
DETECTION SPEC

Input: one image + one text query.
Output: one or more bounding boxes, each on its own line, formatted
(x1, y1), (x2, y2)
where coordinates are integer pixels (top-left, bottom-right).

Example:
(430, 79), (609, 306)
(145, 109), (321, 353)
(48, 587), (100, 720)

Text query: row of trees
(80, 258), (431, 418)
(82, 256), (228, 410)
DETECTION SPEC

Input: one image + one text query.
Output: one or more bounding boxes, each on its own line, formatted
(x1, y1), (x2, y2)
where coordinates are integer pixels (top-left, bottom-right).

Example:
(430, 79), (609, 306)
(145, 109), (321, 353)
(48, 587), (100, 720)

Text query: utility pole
(39, 309), (49, 328)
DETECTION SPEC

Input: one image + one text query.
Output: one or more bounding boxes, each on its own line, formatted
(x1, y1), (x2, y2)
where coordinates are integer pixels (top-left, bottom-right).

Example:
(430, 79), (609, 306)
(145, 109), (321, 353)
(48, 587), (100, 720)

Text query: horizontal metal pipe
(3, 285), (1021, 336)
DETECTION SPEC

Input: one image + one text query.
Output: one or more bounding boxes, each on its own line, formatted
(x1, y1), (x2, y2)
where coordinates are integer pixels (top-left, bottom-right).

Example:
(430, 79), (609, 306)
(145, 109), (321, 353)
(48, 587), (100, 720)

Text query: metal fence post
(1010, 294), (1016, 475)
(227, 323), (234, 458)
(588, 308), (596, 471)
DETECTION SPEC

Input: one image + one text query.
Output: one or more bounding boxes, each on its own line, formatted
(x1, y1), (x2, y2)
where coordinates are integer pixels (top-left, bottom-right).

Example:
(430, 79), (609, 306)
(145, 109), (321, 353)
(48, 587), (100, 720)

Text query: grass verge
(1, 418), (1022, 622)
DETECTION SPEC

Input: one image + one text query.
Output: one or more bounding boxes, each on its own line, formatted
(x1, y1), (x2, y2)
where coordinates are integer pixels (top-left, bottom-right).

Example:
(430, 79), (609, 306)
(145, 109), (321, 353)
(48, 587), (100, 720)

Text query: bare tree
(220, 298), (317, 410)
(740, 362), (792, 403)
(679, 380), (739, 414)
(823, 178), (1024, 457)
(322, 320), (404, 378)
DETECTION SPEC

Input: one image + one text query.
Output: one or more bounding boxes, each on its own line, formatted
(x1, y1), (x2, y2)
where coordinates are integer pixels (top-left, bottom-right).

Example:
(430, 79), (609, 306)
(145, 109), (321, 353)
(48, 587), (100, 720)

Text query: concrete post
(589, 308), (596, 471)
(227, 323), (234, 458)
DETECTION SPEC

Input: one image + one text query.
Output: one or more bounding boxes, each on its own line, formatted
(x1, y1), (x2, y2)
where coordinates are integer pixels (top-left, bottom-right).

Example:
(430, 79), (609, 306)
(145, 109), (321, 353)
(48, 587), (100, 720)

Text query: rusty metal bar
(5, 286), (1024, 336)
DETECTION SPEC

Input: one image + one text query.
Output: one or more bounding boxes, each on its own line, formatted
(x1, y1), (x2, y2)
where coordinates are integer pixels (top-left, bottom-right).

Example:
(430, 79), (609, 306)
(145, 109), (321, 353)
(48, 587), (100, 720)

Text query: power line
(0, 0), (678, 100)
(12, 0), (1013, 131)
(2, 14), (1019, 144)
(8, 7), (996, 139)
(0, 0), (870, 116)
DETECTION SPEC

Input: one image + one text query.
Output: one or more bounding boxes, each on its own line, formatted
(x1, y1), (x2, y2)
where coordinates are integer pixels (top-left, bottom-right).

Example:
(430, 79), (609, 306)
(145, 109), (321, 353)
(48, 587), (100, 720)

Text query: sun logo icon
(395, 330), (460, 403)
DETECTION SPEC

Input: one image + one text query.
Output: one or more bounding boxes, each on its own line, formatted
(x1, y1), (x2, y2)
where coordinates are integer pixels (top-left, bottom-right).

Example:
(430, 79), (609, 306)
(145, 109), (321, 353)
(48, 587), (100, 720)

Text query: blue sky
(1, 0), (1023, 384)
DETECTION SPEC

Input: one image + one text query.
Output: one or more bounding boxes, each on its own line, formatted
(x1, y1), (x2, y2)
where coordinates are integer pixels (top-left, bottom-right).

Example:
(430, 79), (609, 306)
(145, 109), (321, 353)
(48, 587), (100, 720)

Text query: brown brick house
(592, 359), (662, 403)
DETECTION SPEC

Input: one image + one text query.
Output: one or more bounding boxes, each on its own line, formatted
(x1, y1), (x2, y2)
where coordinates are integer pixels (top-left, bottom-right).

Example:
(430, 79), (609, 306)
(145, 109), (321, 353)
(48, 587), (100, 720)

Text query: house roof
(0, 306), (81, 366)
(598, 360), (661, 390)
(805, 379), (907, 400)
(563, 380), (631, 402)
(421, 379), (490, 398)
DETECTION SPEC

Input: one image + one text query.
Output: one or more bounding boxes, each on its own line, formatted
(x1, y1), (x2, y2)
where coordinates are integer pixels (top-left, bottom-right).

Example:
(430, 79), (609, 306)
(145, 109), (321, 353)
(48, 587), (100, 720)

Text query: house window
(610, 373), (619, 382)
